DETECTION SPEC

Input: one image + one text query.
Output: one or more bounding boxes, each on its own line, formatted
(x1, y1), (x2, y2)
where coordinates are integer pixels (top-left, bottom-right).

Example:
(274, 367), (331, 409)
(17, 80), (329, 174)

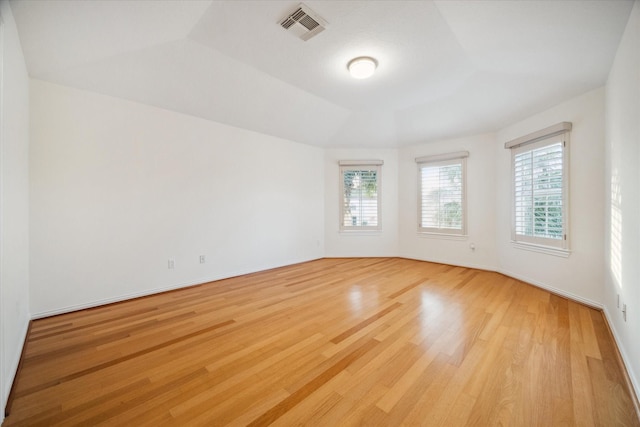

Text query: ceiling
(9, 0), (634, 148)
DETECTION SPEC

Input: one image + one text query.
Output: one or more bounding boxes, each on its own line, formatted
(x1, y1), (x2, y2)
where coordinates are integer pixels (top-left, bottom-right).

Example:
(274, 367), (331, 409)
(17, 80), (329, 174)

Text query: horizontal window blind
(416, 152), (467, 236)
(340, 163), (382, 231)
(506, 122), (570, 252)
(514, 142), (564, 240)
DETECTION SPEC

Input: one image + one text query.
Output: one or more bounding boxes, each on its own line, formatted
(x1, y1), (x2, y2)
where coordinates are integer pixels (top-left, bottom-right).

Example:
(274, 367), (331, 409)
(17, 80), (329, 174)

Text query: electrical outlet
(622, 303), (627, 322)
(168, 259), (175, 269)
(617, 294), (620, 308)
(199, 255), (206, 264)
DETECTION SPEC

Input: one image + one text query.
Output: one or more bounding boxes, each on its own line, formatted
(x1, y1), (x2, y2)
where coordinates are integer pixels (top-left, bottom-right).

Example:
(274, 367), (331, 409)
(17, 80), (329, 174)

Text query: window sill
(339, 230), (382, 236)
(511, 241), (571, 258)
(417, 232), (468, 241)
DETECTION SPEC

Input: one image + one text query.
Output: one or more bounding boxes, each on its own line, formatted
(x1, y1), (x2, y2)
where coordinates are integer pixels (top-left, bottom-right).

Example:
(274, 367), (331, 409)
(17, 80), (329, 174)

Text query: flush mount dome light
(348, 57), (377, 79)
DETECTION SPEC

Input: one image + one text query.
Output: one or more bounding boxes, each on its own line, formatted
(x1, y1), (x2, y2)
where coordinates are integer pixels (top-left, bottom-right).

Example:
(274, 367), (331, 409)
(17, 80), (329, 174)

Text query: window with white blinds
(416, 152), (467, 236)
(339, 161), (382, 231)
(506, 122), (570, 252)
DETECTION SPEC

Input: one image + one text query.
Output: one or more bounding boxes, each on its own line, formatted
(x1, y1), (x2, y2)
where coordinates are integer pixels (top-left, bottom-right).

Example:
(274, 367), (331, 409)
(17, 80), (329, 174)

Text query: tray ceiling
(9, 0), (634, 147)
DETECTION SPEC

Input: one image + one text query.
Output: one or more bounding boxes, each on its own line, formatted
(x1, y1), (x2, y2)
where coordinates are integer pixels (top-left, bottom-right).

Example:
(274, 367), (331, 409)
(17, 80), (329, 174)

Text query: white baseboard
(398, 255), (602, 308)
(31, 280), (206, 319)
(399, 254), (498, 273)
(31, 256), (322, 319)
(602, 306), (640, 411)
(497, 267), (603, 309)
(3, 316), (30, 420)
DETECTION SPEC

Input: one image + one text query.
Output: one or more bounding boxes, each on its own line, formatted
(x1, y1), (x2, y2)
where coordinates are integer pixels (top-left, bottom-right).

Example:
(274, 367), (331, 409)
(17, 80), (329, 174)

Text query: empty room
(1, 0), (639, 425)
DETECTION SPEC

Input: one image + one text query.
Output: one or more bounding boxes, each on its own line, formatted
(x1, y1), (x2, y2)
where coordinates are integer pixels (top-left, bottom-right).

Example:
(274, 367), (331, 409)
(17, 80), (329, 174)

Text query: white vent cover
(279, 4), (327, 41)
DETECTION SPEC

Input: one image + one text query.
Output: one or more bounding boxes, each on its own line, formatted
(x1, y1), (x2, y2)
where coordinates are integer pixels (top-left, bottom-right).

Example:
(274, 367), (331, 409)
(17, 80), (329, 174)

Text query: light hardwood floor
(4, 258), (639, 426)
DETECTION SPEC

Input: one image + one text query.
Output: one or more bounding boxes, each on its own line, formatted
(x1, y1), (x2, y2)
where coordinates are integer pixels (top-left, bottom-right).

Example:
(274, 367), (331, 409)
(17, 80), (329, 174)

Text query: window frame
(506, 123), (571, 255)
(339, 160), (383, 232)
(416, 151), (468, 237)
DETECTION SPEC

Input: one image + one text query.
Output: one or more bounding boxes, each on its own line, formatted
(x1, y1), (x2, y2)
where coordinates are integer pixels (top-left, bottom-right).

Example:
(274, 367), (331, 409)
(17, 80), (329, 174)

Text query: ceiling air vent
(279, 4), (327, 41)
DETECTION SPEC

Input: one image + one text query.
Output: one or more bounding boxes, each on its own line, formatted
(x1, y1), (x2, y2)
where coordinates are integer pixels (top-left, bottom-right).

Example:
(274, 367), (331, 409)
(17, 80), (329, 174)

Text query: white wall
(324, 148), (398, 257)
(398, 134), (498, 270)
(495, 88), (606, 307)
(604, 0), (640, 399)
(29, 80), (325, 317)
(0, 1), (31, 421)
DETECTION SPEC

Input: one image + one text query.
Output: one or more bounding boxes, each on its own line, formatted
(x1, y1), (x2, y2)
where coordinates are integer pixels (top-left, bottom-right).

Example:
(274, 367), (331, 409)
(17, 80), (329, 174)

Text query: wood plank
(246, 339), (380, 426)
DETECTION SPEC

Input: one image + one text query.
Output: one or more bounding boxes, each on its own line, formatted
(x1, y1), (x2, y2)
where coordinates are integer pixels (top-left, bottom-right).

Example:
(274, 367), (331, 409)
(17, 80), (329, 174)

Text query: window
(506, 122), (571, 253)
(339, 160), (382, 231)
(416, 151), (468, 236)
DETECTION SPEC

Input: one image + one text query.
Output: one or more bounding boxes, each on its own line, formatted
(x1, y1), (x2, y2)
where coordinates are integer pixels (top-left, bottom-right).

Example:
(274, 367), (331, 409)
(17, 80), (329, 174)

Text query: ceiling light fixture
(348, 57), (377, 79)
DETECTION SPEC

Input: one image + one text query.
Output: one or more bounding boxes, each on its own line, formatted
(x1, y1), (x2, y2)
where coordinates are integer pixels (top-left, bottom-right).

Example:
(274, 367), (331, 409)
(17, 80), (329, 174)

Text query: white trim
(338, 159), (384, 166)
(504, 122), (572, 149)
(417, 232), (468, 241)
(415, 151), (469, 164)
(400, 256), (601, 308)
(2, 320), (29, 412)
(602, 307), (640, 409)
(29, 258), (603, 327)
(338, 230), (382, 236)
(511, 241), (571, 258)
(498, 267), (601, 309)
(400, 255), (497, 274)
(0, 11), (6, 422)
(32, 256), (322, 319)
